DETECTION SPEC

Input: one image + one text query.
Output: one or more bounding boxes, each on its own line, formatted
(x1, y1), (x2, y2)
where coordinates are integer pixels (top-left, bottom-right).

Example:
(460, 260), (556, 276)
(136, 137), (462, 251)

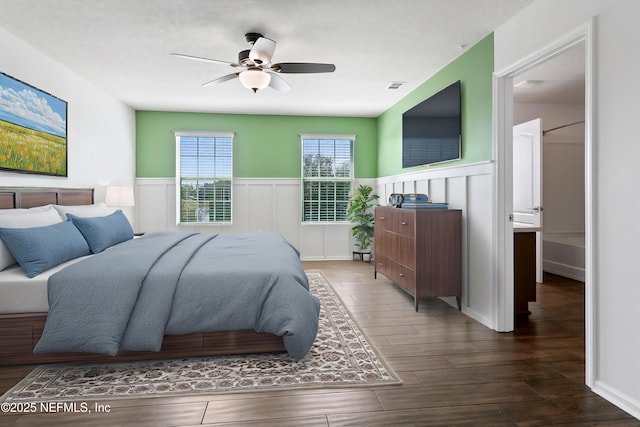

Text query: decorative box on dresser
(374, 206), (462, 311)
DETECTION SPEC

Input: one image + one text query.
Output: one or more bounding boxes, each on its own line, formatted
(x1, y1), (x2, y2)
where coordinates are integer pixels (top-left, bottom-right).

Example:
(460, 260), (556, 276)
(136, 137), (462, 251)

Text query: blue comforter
(34, 232), (320, 359)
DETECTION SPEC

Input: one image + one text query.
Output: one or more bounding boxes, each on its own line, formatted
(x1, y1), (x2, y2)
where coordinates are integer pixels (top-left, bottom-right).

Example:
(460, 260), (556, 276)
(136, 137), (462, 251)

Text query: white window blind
(175, 131), (233, 224)
(301, 134), (354, 222)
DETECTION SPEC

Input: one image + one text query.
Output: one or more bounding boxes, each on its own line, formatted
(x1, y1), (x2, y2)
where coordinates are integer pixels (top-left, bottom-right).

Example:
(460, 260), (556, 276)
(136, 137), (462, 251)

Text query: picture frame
(0, 71), (68, 177)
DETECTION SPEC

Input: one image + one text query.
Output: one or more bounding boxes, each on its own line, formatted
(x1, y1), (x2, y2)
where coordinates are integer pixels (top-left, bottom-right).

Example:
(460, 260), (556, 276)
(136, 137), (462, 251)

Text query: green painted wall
(136, 111), (377, 178)
(377, 33), (494, 177)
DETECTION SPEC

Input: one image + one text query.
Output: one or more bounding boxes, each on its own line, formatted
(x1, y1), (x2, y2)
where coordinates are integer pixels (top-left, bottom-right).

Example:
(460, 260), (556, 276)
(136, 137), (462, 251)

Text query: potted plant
(346, 184), (379, 255)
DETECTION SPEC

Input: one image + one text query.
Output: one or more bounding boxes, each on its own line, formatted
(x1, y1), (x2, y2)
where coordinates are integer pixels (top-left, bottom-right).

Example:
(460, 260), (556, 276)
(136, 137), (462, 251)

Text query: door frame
(492, 19), (596, 386)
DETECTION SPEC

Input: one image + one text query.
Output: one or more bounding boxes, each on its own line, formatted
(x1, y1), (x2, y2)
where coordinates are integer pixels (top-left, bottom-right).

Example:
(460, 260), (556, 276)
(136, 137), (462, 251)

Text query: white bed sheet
(0, 255), (91, 314)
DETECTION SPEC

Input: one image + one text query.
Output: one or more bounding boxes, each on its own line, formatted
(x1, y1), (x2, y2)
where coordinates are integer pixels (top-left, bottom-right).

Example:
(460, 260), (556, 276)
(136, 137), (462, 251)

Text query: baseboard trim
(301, 256), (353, 262)
(543, 260), (585, 282)
(592, 380), (640, 420)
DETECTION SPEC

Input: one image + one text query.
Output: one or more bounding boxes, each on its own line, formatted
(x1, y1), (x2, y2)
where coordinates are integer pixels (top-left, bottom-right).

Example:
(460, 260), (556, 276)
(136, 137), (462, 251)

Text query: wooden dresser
(374, 206), (462, 311)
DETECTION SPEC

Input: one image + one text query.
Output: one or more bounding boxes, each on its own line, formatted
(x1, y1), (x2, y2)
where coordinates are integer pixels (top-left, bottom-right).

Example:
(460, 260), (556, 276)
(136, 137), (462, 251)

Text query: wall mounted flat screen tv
(402, 80), (461, 168)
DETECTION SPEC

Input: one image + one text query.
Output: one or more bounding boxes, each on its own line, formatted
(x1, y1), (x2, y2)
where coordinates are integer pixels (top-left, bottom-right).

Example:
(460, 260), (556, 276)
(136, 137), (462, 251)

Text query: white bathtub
(543, 232), (585, 282)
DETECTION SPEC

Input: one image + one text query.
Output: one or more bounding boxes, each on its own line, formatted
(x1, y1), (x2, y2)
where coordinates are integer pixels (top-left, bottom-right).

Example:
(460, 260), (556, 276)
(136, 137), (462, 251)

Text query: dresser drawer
(397, 234), (415, 268)
(379, 258), (416, 295)
(392, 210), (415, 237)
(375, 255), (390, 277)
(375, 209), (391, 231)
(396, 264), (416, 294)
(390, 234), (415, 268)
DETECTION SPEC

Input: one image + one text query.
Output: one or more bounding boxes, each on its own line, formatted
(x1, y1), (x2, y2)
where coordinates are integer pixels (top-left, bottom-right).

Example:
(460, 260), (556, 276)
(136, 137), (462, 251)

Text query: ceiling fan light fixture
(173, 33), (335, 93)
(239, 68), (271, 92)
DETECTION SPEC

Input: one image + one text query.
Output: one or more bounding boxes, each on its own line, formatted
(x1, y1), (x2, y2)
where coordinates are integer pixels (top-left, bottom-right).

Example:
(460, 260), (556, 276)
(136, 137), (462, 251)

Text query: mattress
(0, 256), (91, 314)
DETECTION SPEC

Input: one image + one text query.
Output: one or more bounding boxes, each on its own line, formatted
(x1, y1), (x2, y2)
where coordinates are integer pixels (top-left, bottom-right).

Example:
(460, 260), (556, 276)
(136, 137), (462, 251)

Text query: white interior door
(513, 118), (543, 282)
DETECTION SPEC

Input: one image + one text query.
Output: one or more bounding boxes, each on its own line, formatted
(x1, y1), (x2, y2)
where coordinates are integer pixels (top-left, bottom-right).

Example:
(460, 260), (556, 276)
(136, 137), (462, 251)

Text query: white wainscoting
(138, 167), (496, 328)
(376, 161), (496, 329)
(135, 178), (376, 261)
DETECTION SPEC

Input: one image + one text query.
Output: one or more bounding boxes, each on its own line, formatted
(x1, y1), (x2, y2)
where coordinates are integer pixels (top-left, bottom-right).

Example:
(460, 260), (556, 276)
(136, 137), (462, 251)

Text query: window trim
(300, 133), (356, 141)
(174, 130), (234, 226)
(300, 133), (355, 224)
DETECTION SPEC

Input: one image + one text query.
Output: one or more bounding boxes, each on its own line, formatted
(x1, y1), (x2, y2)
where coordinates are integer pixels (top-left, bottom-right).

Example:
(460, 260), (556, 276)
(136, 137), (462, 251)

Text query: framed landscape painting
(0, 72), (67, 176)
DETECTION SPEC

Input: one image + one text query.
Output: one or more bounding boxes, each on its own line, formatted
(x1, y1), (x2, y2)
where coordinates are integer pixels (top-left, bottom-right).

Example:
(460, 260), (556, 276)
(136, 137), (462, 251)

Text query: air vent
(388, 81), (406, 90)
(514, 79), (544, 88)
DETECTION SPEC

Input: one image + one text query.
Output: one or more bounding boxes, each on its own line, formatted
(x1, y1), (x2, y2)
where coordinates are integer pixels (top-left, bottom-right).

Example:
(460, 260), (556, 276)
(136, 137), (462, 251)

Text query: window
(301, 134), (354, 222)
(175, 131), (233, 224)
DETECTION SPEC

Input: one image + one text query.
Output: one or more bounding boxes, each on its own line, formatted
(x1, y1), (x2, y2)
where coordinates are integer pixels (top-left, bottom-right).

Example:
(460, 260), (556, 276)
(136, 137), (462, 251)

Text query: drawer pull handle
(378, 262), (384, 266)
(380, 217), (385, 220)
(399, 273), (405, 277)
(401, 222), (407, 226)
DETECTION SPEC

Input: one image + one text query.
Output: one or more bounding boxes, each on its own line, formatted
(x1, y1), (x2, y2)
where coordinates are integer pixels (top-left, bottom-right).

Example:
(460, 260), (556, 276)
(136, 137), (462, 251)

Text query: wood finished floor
(1, 261), (638, 426)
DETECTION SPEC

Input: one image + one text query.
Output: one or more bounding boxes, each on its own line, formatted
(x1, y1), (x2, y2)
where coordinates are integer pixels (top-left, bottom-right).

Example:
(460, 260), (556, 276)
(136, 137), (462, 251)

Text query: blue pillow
(0, 221), (91, 278)
(67, 210), (133, 253)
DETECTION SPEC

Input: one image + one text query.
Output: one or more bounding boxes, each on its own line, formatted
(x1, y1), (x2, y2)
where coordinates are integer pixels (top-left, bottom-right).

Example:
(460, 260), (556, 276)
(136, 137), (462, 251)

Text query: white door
(513, 118), (543, 282)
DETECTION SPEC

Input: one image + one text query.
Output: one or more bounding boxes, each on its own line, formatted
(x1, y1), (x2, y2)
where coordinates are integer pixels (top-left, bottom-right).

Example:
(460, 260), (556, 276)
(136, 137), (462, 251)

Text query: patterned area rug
(1, 272), (401, 401)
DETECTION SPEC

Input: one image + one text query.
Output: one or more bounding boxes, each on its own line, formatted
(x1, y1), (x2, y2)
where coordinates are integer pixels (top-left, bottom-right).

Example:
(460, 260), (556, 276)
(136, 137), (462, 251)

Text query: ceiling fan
(171, 32), (336, 93)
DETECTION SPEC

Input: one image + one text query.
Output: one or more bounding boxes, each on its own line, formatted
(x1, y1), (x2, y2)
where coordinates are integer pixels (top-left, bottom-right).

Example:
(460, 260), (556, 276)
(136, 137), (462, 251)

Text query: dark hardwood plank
(500, 397), (639, 426)
(3, 402), (207, 427)
(328, 404), (516, 426)
(374, 381), (543, 411)
(185, 416), (329, 427)
(400, 362), (566, 388)
(201, 391), (381, 424)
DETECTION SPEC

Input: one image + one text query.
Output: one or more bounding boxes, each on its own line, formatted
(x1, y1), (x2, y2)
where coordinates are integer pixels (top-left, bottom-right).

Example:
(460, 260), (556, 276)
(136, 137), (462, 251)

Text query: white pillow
(53, 202), (116, 221)
(0, 205), (63, 270)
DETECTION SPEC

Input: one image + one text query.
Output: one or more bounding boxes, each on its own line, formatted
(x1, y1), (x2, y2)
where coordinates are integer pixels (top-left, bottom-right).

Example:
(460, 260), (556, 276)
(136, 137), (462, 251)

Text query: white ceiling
(0, 0), (534, 117)
(513, 42), (585, 105)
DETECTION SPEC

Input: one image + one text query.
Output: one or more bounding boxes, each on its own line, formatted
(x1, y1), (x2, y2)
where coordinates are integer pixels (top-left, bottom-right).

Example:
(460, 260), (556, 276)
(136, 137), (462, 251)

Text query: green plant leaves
(347, 185), (379, 250)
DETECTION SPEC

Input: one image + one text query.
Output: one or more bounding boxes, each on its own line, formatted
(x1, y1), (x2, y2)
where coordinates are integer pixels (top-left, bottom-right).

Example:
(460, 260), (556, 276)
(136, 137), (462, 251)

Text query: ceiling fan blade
(171, 53), (237, 66)
(249, 37), (276, 65)
(268, 73), (291, 92)
(272, 62), (336, 73)
(201, 73), (239, 87)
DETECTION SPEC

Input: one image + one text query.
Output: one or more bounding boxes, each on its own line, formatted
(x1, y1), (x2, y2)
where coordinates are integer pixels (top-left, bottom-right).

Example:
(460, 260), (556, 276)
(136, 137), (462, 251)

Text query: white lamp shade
(238, 69), (271, 92)
(105, 186), (135, 207)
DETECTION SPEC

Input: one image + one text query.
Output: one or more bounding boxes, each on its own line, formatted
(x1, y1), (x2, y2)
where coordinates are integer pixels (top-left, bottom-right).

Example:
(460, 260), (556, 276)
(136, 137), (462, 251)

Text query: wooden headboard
(0, 187), (94, 209)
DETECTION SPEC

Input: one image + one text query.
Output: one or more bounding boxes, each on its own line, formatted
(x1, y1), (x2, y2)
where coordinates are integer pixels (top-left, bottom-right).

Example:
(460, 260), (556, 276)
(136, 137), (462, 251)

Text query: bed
(0, 187), (319, 366)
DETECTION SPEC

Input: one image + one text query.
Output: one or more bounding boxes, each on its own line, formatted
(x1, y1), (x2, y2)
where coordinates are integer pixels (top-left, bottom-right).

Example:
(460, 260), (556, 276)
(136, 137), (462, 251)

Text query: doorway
(512, 43), (586, 287)
(493, 20), (595, 387)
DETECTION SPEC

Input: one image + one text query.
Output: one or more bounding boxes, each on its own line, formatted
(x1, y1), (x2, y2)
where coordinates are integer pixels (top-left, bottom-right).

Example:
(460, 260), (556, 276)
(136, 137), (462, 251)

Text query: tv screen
(402, 80), (461, 168)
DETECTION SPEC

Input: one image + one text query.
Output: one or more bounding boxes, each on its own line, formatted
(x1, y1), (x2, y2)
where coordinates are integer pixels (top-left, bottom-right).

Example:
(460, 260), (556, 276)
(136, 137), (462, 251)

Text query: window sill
(301, 221), (352, 226)
(178, 222), (233, 227)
